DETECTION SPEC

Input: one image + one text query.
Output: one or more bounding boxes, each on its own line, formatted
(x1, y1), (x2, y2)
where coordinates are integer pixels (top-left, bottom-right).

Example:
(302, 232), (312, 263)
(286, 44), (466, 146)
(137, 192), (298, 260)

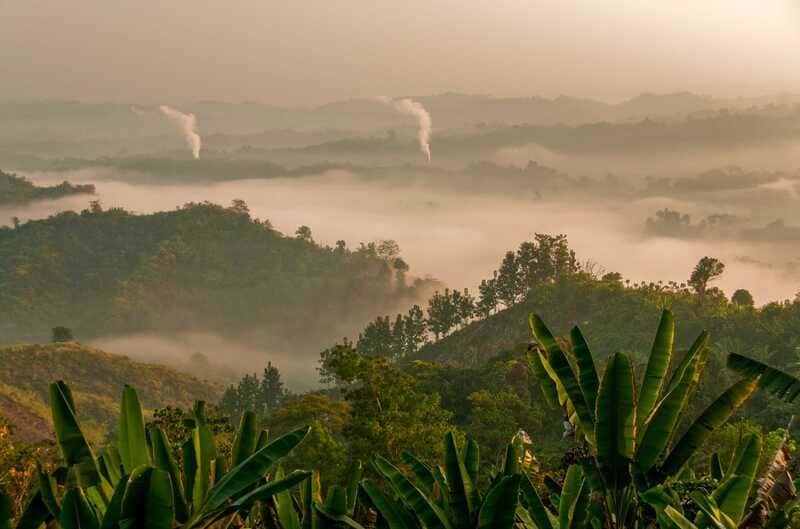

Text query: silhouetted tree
(731, 288), (755, 308)
(477, 277), (499, 318)
(295, 225), (313, 242)
(689, 256), (725, 297)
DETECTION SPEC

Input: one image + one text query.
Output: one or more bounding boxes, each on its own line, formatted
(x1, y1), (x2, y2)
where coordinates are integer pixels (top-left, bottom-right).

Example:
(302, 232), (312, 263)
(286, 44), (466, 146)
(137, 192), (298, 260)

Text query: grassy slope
(0, 341), (221, 442)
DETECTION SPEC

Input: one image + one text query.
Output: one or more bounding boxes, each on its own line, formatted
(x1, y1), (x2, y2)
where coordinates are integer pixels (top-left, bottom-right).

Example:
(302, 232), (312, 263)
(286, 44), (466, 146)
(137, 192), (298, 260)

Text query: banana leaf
(476, 475), (521, 529)
(118, 466), (174, 529)
(727, 353), (800, 402)
(530, 315), (595, 438)
(595, 352), (635, 489)
(49, 381), (100, 488)
(117, 385), (149, 474)
(202, 426), (308, 513)
(659, 378), (758, 477)
(373, 456), (453, 529)
(570, 326), (599, 416)
(637, 310), (675, 433)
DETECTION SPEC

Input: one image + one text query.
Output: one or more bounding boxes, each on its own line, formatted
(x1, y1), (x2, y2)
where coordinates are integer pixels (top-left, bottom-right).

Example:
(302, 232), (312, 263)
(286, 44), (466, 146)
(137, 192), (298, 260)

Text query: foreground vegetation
(2, 311), (800, 528)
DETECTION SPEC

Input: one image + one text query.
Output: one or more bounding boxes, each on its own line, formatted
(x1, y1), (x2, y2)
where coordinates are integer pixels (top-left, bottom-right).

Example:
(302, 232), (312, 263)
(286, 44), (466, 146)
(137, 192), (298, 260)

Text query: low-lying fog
(11, 169), (800, 306)
(5, 167), (800, 388)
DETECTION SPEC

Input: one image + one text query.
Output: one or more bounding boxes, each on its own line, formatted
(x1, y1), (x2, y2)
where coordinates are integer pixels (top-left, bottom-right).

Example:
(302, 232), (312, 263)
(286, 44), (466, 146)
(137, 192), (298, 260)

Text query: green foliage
(526, 311), (792, 528)
(11, 381), (311, 529)
(219, 362), (287, 421)
(0, 202), (435, 346)
(0, 171), (94, 206)
(688, 257), (725, 297)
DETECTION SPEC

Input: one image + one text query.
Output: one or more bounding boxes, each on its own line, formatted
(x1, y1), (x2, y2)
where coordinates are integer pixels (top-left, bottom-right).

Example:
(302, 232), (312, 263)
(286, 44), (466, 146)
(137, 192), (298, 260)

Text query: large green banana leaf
(374, 455), (453, 529)
(530, 315), (594, 437)
(117, 385), (149, 474)
(704, 434), (762, 525)
(595, 352), (635, 489)
(637, 310), (675, 432)
(636, 351), (701, 473)
(659, 378), (758, 477)
(361, 481), (417, 529)
(444, 431), (478, 528)
(570, 326), (599, 416)
(476, 475), (520, 529)
(230, 411), (259, 467)
(58, 488), (100, 529)
(49, 381), (100, 488)
(727, 353), (800, 402)
(118, 466), (174, 529)
(201, 426), (308, 513)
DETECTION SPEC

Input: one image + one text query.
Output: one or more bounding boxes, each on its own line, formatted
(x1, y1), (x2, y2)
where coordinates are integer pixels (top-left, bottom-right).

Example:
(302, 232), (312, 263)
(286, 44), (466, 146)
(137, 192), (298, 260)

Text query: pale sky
(1, 0), (799, 105)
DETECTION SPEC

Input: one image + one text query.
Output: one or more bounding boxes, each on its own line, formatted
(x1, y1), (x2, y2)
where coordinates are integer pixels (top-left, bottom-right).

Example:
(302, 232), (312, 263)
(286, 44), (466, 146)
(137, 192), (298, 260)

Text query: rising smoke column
(159, 105), (202, 159)
(377, 96), (432, 162)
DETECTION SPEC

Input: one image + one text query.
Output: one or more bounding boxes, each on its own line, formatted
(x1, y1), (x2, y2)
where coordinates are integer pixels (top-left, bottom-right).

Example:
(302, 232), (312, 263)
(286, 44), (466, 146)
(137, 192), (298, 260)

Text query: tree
(357, 316), (394, 357)
(732, 288), (755, 308)
(392, 257), (409, 287)
(689, 256), (725, 297)
(401, 304), (427, 355)
(452, 288), (475, 328)
(341, 356), (453, 463)
(495, 251), (521, 307)
(427, 289), (459, 339)
(260, 361), (286, 413)
(295, 225), (313, 242)
(477, 277), (498, 318)
(51, 326), (73, 342)
(376, 240), (400, 260)
(229, 199), (250, 215)
(218, 362), (287, 419)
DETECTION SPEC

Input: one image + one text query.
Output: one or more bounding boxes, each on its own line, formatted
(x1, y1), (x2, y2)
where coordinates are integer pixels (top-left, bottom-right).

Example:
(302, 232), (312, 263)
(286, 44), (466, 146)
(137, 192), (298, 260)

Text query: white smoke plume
(159, 105), (202, 159)
(376, 96), (432, 162)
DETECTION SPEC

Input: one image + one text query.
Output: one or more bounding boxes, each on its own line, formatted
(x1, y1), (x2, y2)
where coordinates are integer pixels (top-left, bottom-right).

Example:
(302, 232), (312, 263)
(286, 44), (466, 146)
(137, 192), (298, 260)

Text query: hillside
(417, 275), (800, 375)
(0, 170), (94, 205)
(0, 201), (434, 349)
(0, 341), (220, 442)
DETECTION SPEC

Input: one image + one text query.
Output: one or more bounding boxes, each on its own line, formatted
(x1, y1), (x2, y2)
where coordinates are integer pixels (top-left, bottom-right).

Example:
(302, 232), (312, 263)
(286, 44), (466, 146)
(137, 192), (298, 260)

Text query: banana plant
(527, 310), (799, 528)
(645, 430), (800, 529)
(13, 381), (312, 529)
(361, 431), (593, 529)
(269, 462), (366, 529)
(361, 431), (517, 529)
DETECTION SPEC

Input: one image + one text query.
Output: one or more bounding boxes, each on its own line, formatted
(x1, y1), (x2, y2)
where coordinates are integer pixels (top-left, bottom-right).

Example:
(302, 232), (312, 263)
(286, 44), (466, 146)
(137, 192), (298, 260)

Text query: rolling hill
(0, 341), (221, 442)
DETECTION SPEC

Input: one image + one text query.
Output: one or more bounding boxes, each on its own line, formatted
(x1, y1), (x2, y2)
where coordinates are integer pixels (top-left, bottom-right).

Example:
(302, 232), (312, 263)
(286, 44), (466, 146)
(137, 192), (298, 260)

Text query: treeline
(0, 170), (94, 205)
(645, 207), (800, 242)
(0, 200), (436, 345)
(350, 234), (580, 359)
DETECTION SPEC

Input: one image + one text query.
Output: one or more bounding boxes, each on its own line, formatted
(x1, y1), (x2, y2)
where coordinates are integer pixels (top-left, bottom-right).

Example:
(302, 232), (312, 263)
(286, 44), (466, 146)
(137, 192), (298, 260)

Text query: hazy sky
(2, 0), (800, 105)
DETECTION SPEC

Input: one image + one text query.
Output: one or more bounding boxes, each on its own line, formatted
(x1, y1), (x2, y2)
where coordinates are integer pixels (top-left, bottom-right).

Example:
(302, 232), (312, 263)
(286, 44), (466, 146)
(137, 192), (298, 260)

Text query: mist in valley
(12, 166), (800, 306)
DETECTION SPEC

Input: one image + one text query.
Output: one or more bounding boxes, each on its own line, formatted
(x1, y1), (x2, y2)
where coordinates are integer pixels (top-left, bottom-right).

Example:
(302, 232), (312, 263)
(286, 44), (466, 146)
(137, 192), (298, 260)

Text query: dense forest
(0, 200), (435, 347)
(0, 170), (94, 205)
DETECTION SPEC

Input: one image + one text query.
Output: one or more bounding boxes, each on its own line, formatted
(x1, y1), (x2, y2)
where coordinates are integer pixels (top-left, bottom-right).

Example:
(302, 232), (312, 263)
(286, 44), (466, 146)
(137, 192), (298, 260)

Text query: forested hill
(0, 170), (94, 205)
(0, 201), (434, 346)
(417, 272), (800, 374)
(0, 341), (220, 442)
